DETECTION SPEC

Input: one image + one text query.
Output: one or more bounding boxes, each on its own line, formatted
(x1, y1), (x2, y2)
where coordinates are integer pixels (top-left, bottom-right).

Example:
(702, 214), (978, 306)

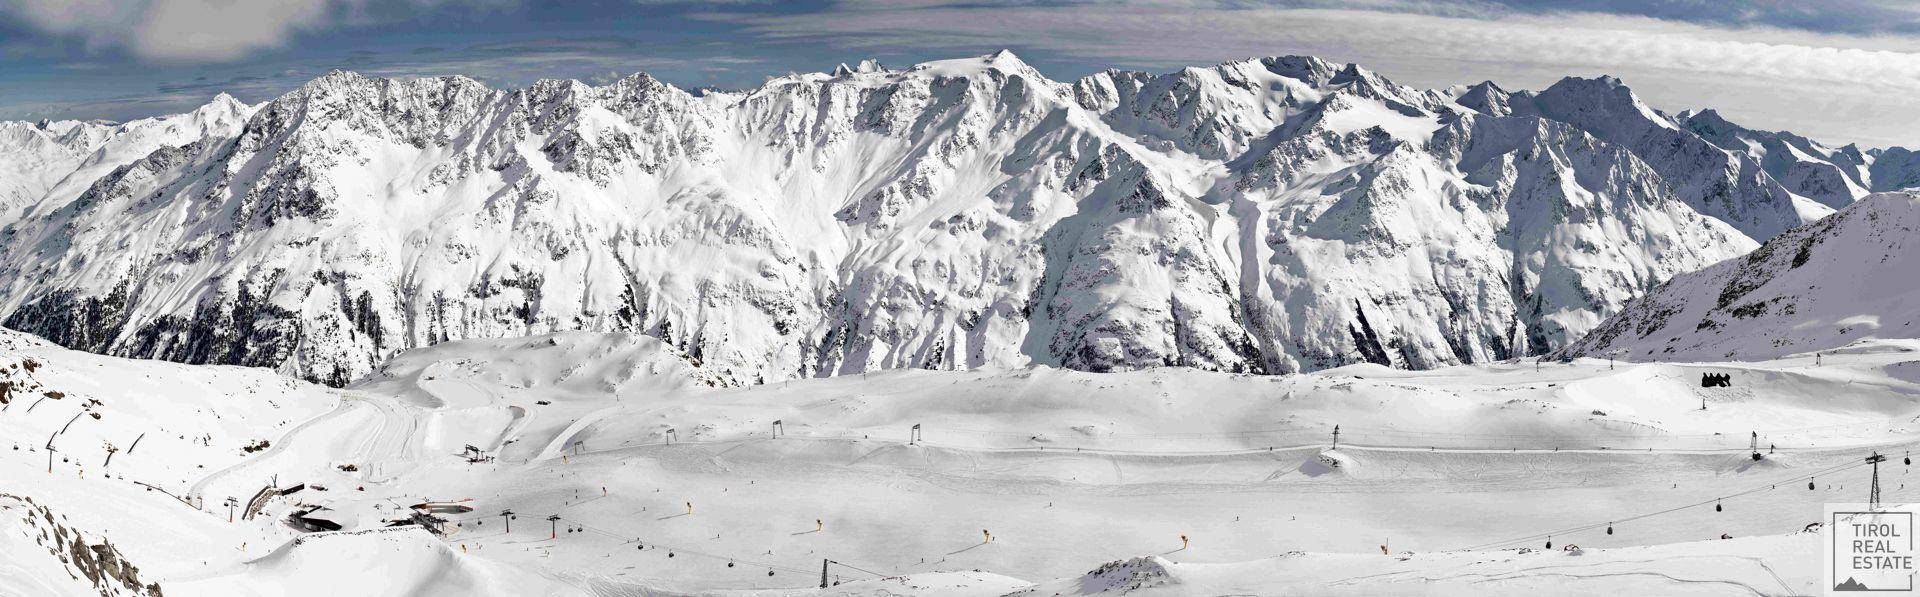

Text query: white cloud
(135, 0), (335, 61)
(0, 0), (517, 63)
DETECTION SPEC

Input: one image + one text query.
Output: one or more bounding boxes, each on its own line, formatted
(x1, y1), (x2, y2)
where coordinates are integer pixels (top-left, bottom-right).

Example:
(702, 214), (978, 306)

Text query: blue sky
(2, 0), (1917, 147)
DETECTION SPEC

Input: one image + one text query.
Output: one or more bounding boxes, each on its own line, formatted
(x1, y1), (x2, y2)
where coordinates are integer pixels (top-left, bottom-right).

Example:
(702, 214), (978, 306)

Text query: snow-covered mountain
(1675, 108), (1920, 211)
(0, 94), (254, 219)
(1459, 77), (1833, 239)
(1558, 191), (1920, 361)
(0, 52), (1891, 385)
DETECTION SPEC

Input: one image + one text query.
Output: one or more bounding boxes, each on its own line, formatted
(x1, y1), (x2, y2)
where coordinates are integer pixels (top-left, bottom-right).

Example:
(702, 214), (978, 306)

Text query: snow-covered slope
(0, 120), (109, 217)
(0, 327), (338, 597)
(12, 326), (1920, 595)
(1018, 535), (1824, 596)
(0, 53), (1856, 384)
(171, 527), (581, 597)
(1676, 108), (1920, 211)
(1868, 146), (1920, 194)
(1560, 191), (1920, 361)
(1464, 77), (1823, 239)
(0, 95), (253, 221)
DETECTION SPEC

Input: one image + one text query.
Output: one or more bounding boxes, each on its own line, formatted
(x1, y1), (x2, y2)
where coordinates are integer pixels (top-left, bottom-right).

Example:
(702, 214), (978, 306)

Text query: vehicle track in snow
(186, 392), (425, 503)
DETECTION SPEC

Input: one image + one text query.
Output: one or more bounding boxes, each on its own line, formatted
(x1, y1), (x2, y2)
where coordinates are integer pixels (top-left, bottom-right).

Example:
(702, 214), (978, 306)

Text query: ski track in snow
(4, 314), (1919, 594)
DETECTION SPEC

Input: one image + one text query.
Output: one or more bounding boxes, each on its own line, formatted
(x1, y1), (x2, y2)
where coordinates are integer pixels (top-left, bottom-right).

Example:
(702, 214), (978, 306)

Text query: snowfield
(5, 327), (1920, 595)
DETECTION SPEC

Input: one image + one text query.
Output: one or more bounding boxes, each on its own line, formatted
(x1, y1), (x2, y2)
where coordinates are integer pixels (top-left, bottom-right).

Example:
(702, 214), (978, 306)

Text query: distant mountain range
(0, 51), (1913, 385)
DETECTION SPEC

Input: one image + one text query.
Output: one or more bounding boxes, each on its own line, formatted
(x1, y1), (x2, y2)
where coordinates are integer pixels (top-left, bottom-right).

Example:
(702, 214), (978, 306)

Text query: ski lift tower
(1869, 452), (1889, 509)
(1331, 425), (1340, 450)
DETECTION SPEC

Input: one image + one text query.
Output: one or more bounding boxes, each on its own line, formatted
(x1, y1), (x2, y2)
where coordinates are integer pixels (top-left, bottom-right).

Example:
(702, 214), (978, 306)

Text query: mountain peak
(1544, 75), (1630, 95)
(1681, 107), (1737, 132)
(834, 58), (888, 77)
(1255, 55), (1340, 84)
(906, 49), (1045, 82)
(607, 71), (663, 89)
(1538, 74), (1674, 130)
(312, 69), (366, 86)
(190, 92), (253, 123)
(1455, 81), (1512, 116)
(987, 49), (1027, 67)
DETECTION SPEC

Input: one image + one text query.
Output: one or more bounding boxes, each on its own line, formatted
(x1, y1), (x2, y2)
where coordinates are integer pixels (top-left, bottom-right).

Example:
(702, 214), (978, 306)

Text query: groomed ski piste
(5, 328), (1920, 596)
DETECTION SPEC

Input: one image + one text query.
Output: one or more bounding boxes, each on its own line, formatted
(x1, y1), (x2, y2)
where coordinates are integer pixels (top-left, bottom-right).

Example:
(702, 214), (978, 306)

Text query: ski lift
(668, 551), (676, 558)
(1715, 500), (1723, 512)
(1906, 452), (1911, 466)
(1545, 536), (1552, 549)
(1809, 479), (1816, 490)
(727, 562), (734, 568)
(1606, 523), (1613, 536)
(767, 569), (775, 577)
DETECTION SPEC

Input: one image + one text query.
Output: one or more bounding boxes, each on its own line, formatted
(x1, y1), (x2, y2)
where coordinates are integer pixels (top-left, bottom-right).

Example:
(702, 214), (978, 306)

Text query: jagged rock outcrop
(2, 494), (164, 597)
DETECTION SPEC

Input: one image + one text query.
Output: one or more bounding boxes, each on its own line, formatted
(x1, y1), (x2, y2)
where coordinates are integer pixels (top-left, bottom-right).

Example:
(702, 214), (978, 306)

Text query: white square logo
(1827, 504), (1918, 594)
